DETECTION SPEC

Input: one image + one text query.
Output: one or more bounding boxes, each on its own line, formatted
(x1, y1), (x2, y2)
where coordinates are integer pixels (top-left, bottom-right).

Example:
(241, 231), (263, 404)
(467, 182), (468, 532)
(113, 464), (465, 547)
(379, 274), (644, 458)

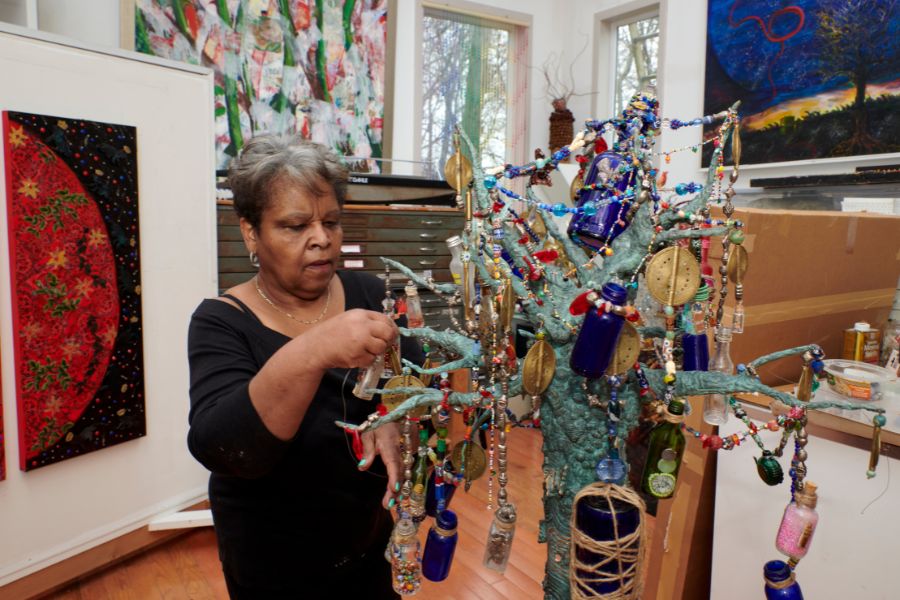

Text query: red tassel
(533, 249), (559, 263)
(376, 403), (388, 416)
(348, 429), (364, 460)
(594, 138), (608, 154)
(569, 291), (595, 315)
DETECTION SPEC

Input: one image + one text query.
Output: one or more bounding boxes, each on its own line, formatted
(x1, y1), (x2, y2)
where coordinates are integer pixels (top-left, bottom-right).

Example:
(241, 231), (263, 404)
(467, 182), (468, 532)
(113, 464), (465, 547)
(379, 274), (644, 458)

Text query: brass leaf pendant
(522, 338), (556, 396)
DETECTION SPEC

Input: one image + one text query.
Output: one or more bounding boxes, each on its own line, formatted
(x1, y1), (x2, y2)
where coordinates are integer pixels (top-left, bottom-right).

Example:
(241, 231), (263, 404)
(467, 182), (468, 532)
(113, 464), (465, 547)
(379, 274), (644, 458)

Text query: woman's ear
(239, 218), (257, 254)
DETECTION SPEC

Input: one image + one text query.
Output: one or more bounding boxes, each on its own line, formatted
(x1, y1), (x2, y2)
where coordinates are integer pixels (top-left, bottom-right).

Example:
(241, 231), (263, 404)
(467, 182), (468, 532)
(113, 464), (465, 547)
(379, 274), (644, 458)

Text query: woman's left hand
(358, 422), (402, 509)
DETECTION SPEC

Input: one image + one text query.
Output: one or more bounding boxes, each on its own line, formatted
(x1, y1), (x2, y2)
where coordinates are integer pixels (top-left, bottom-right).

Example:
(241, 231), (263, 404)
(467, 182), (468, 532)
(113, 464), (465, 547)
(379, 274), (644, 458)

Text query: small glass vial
(446, 235), (475, 303)
(483, 503), (517, 573)
(764, 560), (805, 600)
(389, 518), (422, 595)
(776, 482), (819, 566)
(405, 281), (425, 328)
(704, 326), (734, 425)
(353, 353), (384, 401)
(422, 509), (458, 582)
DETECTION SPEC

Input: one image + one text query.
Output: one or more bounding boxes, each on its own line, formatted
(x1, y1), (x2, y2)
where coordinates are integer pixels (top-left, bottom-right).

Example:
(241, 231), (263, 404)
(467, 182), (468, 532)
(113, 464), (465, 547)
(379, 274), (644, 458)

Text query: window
(421, 9), (515, 175)
(613, 14), (659, 114)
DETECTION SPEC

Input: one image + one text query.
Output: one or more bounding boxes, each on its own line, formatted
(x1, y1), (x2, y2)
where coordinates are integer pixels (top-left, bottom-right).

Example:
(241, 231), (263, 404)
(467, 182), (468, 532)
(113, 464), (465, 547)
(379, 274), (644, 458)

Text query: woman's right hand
(305, 309), (398, 371)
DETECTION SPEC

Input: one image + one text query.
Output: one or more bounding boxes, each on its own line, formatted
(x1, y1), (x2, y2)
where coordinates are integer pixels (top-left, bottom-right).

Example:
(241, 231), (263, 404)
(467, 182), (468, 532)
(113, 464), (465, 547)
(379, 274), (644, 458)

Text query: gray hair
(228, 134), (349, 228)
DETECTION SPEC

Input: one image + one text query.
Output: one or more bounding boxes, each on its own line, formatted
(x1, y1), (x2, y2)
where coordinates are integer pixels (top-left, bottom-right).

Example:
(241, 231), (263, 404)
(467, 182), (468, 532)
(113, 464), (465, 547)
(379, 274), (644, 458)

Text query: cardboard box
(709, 208), (900, 386)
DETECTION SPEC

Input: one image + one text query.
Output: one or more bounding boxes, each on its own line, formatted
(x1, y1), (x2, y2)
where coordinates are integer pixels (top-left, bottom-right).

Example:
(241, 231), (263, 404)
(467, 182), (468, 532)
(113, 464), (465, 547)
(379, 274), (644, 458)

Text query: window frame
(609, 10), (660, 116)
(415, 0), (530, 179)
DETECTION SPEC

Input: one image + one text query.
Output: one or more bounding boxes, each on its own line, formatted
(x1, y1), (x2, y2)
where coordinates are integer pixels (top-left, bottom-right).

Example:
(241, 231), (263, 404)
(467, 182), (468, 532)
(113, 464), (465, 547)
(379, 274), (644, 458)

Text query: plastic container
(822, 359), (897, 401)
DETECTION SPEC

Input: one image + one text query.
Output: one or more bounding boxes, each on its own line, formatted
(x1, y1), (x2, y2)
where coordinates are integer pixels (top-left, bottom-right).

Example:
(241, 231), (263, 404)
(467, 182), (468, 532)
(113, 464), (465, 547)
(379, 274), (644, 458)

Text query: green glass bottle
(641, 400), (686, 499)
(410, 429), (431, 521)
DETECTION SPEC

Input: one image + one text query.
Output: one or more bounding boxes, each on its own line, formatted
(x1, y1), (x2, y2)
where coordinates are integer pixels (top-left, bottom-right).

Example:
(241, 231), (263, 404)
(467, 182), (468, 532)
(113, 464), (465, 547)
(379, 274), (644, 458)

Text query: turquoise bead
(582, 202), (598, 216)
(663, 305), (675, 316)
(874, 414), (887, 427)
(483, 175), (497, 189)
(675, 183), (688, 195)
(552, 203), (568, 217)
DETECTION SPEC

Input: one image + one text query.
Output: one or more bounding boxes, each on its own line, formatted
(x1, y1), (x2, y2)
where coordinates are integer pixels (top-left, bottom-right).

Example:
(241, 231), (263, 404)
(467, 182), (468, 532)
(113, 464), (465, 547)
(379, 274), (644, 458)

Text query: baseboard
(0, 499), (210, 600)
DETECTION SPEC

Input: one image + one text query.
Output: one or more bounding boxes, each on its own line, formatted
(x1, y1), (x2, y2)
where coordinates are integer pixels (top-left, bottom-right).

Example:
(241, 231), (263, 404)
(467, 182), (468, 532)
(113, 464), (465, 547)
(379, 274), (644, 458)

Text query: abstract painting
(135, 0), (388, 171)
(704, 0), (900, 164)
(3, 112), (145, 472)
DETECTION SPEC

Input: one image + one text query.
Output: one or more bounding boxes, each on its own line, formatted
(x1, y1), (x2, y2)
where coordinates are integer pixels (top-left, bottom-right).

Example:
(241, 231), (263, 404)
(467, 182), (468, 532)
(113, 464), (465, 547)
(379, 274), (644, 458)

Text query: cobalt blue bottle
(570, 283), (627, 378)
(574, 497), (641, 594)
(764, 560), (804, 599)
(422, 510), (458, 582)
(567, 152), (636, 251)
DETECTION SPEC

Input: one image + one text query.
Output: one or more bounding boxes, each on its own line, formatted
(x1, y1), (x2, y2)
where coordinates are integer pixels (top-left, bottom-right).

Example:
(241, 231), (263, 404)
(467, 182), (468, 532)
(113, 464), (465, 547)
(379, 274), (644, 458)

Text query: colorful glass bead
(552, 203), (568, 217)
(483, 176), (497, 189)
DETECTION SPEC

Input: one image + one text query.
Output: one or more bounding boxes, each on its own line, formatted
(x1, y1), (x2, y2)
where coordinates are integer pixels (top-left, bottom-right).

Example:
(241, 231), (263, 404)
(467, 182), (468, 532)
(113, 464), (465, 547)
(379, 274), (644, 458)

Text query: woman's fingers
(358, 430), (376, 471)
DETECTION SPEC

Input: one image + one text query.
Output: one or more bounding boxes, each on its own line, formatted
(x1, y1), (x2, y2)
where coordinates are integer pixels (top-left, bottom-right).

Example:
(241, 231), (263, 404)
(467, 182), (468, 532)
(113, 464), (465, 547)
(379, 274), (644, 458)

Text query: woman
(188, 134), (415, 598)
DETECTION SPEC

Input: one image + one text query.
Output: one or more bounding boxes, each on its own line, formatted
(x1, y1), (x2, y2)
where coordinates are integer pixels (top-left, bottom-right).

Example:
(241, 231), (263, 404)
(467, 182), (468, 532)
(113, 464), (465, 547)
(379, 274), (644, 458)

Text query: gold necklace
(254, 276), (332, 325)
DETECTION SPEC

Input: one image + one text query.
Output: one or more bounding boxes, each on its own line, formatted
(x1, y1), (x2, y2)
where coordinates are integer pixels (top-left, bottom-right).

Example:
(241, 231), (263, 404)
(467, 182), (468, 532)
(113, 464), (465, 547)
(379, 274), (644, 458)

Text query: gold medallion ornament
(726, 244), (749, 281)
(443, 150), (473, 192)
(645, 246), (701, 306)
(606, 322), (641, 375)
(451, 441), (487, 482)
(381, 374), (427, 417)
(522, 335), (556, 396)
(570, 171), (584, 202)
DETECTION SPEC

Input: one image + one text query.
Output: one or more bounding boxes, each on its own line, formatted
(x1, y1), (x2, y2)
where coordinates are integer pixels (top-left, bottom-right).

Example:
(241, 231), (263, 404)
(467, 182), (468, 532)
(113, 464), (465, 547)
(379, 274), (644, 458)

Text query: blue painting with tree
(704, 0), (900, 164)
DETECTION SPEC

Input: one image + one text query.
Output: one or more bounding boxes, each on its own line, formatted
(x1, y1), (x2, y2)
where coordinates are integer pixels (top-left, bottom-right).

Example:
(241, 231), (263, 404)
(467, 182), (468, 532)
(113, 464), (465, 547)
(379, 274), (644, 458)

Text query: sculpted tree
(339, 92), (883, 599)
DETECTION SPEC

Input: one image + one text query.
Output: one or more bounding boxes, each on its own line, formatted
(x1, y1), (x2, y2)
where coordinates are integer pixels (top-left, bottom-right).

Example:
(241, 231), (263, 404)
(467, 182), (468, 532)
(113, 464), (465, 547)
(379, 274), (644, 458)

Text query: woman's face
(243, 177), (343, 300)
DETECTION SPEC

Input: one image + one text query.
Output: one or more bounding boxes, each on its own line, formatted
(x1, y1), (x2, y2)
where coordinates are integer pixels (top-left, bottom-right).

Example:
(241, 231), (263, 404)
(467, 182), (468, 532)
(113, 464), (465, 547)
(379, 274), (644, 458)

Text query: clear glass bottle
(705, 327), (734, 425)
(483, 503), (517, 572)
(776, 482), (819, 565)
(352, 353), (384, 401)
(640, 399), (687, 499)
(404, 281), (424, 328)
(764, 560), (805, 600)
(389, 518), (422, 595)
(409, 429), (430, 522)
(422, 509), (458, 582)
(446, 235), (475, 304)
(570, 283), (628, 378)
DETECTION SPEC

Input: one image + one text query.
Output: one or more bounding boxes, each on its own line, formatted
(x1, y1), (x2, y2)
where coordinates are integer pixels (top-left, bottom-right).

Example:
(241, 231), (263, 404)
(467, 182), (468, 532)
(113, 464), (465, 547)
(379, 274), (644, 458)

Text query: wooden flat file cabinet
(216, 203), (464, 329)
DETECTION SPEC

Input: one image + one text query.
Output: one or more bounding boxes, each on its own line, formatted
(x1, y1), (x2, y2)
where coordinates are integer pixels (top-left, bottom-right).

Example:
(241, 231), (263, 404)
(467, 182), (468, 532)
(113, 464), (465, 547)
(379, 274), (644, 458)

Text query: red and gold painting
(3, 111), (145, 472)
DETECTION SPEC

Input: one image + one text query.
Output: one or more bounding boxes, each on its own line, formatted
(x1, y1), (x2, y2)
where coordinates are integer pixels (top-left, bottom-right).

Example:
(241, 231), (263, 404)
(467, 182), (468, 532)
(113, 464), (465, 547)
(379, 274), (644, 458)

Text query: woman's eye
(287, 224), (307, 231)
(325, 221), (341, 228)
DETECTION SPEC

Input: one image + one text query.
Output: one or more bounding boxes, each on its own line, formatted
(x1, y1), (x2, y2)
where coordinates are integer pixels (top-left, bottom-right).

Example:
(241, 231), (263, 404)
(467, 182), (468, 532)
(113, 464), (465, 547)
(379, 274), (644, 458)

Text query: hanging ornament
(450, 440), (487, 482)
(483, 503), (517, 573)
(522, 331), (557, 396)
(605, 322), (641, 376)
(645, 246), (701, 306)
(570, 483), (647, 599)
(755, 450), (785, 486)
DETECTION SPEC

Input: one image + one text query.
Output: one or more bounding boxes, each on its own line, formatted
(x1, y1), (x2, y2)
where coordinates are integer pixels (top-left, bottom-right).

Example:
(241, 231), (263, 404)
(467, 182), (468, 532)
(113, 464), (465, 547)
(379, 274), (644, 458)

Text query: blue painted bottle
(682, 284), (710, 371)
(764, 560), (804, 600)
(422, 510), (458, 582)
(570, 283), (628, 378)
(567, 152), (635, 251)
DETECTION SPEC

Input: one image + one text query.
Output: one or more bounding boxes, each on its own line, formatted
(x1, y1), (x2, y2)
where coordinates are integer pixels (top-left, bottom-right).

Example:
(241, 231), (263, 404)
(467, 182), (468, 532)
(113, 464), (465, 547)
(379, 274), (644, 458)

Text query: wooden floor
(47, 426), (548, 599)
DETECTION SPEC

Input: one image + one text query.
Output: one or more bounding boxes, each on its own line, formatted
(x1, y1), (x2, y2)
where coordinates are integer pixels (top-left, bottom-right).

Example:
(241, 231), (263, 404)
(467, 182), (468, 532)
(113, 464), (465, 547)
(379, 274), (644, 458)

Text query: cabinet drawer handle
(419, 246), (437, 252)
(421, 219), (443, 225)
(419, 233), (437, 239)
(418, 259), (437, 266)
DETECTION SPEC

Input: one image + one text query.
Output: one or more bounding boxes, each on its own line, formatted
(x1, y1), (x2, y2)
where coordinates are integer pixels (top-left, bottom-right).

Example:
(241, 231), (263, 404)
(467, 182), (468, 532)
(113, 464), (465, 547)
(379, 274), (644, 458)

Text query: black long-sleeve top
(187, 270), (422, 591)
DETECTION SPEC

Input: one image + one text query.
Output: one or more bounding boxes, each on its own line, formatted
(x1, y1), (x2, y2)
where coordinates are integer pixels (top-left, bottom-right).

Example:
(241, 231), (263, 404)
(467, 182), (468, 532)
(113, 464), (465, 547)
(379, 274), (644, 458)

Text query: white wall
(0, 24), (215, 584)
(37, 0), (120, 48)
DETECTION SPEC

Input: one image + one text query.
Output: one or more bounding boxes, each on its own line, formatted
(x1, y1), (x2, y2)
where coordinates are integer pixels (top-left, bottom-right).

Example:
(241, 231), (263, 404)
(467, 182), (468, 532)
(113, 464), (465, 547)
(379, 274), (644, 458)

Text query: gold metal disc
(522, 338), (557, 396)
(606, 322), (641, 375)
(645, 246), (701, 306)
(726, 245), (749, 282)
(381, 375), (427, 417)
(443, 152), (473, 192)
(570, 171), (584, 202)
(451, 441), (487, 481)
